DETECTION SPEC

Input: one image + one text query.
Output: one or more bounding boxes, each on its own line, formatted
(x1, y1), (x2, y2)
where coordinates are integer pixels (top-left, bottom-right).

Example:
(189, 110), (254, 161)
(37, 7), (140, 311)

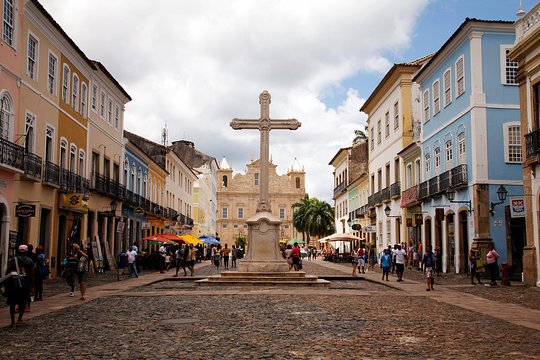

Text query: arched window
(222, 175), (228, 187)
(62, 65), (70, 104)
(79, 150), (85, 177)
(445, 140), (453, 170)
(434, 147), (441, 175)
(70, 144), (77, 172)
(72, 74), (79, 111)
(0, 92), (14, 140)
(295, 177), (300, 189)
(458, 133), (466, 164)
(131, 163), (136, 191)
(137, 169), (142, 194)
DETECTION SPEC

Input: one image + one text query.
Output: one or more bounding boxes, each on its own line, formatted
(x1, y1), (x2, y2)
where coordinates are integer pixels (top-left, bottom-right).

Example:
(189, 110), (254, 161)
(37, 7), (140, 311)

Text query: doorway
(506, 205), (525, 276)
(459, 210), (469, 274)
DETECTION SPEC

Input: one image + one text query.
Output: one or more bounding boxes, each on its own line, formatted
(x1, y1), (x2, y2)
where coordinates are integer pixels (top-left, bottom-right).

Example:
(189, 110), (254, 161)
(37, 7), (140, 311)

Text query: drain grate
(162, 318), (200, 325)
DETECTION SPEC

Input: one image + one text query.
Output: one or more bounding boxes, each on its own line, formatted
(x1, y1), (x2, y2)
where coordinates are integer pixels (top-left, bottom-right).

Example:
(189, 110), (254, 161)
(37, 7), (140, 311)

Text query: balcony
(428, 176), (440, 196)
(380, 187), (390, 203)
(450, 164), (468, 188)
(525, 128), (540, 163)
(42, 161), (61, 187)
(390, 181), (401, 199)
(419, 180), (429, 199)
(401, 185), (419, 207)
(439, 170), (451, 192)
(59, 168), (89, 194)
(23, 151), (42, 181)
(92, 172), (124, 200)
(333, 181), (347, 198)
(0, 137), (24, 172)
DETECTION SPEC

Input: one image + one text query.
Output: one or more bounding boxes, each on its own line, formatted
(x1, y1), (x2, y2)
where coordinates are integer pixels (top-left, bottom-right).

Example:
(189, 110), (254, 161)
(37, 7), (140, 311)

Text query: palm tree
(292, 195), (335, 246)
(353, 125), (368, 144)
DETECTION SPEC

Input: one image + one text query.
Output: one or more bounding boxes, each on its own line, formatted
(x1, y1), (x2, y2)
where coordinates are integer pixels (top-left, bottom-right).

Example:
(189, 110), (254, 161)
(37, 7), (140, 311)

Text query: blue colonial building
(414, 19), (524, 275)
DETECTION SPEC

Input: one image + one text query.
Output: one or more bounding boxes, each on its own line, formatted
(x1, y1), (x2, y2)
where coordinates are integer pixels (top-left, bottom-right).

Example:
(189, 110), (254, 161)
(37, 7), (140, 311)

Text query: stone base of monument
(195, 271), (330, 287)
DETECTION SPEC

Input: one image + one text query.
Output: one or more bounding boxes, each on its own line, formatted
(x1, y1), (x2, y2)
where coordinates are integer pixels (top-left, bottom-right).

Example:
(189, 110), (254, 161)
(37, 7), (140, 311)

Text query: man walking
(126, 245), (138, 278)
(394, 244), (407, 282)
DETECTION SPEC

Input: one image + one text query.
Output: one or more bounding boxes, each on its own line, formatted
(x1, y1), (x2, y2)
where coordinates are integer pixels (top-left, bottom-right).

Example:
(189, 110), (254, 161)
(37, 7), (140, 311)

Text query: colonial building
(216, 157), (305, 248)
(509, 3), (540, 286)
(414, 19), (523, 274)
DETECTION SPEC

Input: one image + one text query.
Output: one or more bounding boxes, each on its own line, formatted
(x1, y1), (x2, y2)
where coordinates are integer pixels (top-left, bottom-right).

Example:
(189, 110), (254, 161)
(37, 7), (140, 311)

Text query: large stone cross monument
(230, 90), (301, 272)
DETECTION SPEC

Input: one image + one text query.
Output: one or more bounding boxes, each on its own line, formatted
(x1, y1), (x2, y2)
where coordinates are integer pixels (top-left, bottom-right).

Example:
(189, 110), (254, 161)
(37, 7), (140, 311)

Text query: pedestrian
(417, 242), (423, 270)
(126, 245), (138, 278)
(468, 243), (483, 285)
(165, 251), (171, 272)
(118, 250), (127, 276)
(187, 244), (198, 276)
(174, 245), (187, 277)
(34, 245), (48, 301)
(231, 245), (238, 268)
(212, 245), (221, 272)
(291, 242), (301, 271)
(25, 244), (37, 311)
(285, 244), (293, 270)
(485, 243), (500, 287)
(158, 243), (167, 273)
(351, 248), (359, 277)
(394, 244), (407, 282)
(4, 245), (34, 327)
(422, 245), (435, 291)
(367, 246), (376, 272)
(222, 244), (230, 269)
(380, 248), (391, 281)
(358, 246), (366, 274)
(64, 245), (79, 297)
(75, 245), (89, 300)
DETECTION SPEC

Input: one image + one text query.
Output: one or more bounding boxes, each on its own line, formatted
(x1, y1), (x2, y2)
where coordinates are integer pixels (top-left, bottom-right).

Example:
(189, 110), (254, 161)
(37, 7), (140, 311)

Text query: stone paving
(0, 259), (539, 359)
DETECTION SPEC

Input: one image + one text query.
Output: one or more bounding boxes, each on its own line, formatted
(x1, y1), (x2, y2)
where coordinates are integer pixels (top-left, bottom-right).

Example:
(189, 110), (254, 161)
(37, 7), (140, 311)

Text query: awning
(178, 234), (203, 245)
(288, 238), (304, 245)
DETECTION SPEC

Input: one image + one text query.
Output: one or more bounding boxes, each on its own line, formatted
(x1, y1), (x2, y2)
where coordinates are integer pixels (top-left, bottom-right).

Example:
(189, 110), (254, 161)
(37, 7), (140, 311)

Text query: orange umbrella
(178, 234), (203, 245)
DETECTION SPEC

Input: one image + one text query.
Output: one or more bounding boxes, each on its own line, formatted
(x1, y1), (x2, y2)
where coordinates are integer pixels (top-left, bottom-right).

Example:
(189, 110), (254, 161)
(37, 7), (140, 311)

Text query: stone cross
(230, 91), (301, 213)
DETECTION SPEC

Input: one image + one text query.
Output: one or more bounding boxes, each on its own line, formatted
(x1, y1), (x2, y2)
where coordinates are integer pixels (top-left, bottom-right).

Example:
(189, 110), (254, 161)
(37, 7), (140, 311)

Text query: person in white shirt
(394, 244), (407, 282)
(126, 245), (138, 278)
(159, 244), (167, 273)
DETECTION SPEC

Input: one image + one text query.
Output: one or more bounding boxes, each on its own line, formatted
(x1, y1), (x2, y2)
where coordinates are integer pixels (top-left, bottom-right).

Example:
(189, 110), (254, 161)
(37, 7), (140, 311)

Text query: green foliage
(235, 234), (247, 248)
(292, 194), (335, 242)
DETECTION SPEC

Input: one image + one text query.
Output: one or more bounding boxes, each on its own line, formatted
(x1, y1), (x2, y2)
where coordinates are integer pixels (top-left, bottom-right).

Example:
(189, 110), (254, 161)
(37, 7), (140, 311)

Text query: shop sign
(142, 222), (150, 230)
(135, 207), (144, 216)
(406, 218), (413, 227)
(116, 221), (125, 233)
(15, 204), (35, 218)
(510, 197), (525, 218)
(415, 213), (423, 225)
(363, 225), (377, 233)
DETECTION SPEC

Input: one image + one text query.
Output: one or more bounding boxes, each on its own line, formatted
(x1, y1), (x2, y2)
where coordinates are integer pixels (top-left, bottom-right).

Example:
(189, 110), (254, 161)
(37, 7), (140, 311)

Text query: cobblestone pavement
(0, 259), (539, 359)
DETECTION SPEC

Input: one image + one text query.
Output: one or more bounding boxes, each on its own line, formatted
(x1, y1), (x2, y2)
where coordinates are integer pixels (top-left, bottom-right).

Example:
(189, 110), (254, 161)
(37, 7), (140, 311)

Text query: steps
(195, 271), (330, 287)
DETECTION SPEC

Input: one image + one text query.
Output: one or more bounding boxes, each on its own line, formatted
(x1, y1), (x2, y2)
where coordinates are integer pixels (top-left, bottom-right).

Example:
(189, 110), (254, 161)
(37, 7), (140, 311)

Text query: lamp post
(446, 188), (472, 213)
(384, 205), (401, 245)
(489, 185), (508, 216)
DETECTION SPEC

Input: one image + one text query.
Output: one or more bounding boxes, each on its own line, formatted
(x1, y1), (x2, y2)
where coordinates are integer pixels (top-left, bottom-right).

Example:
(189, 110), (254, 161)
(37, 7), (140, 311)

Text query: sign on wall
(510, 196), (525, 218)
(15, 204), (35, 218)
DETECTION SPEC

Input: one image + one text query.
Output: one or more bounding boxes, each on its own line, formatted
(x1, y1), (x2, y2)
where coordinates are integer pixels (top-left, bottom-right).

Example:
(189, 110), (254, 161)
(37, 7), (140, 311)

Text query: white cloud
(41, 0), (428, 202)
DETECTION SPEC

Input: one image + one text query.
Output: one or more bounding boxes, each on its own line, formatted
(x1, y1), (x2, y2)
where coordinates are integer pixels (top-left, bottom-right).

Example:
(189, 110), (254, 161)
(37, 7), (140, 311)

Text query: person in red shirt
(291, 242), (301, 271)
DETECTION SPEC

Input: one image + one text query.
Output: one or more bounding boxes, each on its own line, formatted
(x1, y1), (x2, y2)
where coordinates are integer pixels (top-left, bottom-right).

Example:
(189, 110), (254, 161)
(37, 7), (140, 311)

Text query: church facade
(216, 157), (306, 248)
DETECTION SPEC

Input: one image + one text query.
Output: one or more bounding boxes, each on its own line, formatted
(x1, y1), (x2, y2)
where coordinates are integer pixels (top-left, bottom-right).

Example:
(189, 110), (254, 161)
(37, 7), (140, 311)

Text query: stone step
(196, 277), (330, 287)
(217, 271), (308, 278)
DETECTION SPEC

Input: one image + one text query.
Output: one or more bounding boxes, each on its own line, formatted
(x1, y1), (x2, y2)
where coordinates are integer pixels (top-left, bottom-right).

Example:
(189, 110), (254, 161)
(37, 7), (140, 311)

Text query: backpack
(38, 254), (50, 277)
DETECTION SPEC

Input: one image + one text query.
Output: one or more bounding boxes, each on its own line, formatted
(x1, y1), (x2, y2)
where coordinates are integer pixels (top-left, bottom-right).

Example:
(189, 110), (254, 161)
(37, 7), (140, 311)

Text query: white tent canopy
(319, 233), (361, 242)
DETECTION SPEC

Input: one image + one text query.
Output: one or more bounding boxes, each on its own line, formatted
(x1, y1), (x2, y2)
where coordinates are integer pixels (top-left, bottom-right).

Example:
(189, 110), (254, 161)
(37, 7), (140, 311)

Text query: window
(458, 132), (466, 165)
(254, 173), (259, 186)
(69, 144), (77, 172)
(443, 69), (452, 107)
(222, 207), (228, 219)
(384, 111), (390, 138)
(445, 140), (453, 170)
(0, 93), (13, 140)
(114, 105), (119, 128)
(406, 164), (412, 189)
(432, 80), (440, 115)
(425, 154), (431, 177)
(81, 83), (87, 116)
(24, 112), (35, 153)
(107, 97), (113, 123)
(295, 177), (300, 189)
(79, 150), (85, 177)
(505, 123), (522, 163)
(393, 101), (399, 129)
(3, 0), (14, 46)
(501, 46), (518, 85)
(237, 208), (244, 219)
(60, 139), (68, 169)
(456, 56), (465, 97)
(72, 74), (79, 111)
(47, 53), (57, 95)
(423, 90), (430, 123)
(45, 126), (53, 162)
(62, 65), (70, 104)
(414, 159), (421, 185)
(27, 34), (38, 80)
(91, 84), (97, 112)
(386, 219), (391, 245)
(434, 147), (441, 175)
(100, 91), (105, 118)
(377, 119), (381, 143)
(370, 128), (374, 150)
(222, 175), (228, 187)
(279, 208), (285, 219)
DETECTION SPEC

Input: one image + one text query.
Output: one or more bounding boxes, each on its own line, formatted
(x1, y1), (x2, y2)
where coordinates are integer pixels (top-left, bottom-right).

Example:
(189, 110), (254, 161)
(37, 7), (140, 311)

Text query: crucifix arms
(230, 118), (301, 130)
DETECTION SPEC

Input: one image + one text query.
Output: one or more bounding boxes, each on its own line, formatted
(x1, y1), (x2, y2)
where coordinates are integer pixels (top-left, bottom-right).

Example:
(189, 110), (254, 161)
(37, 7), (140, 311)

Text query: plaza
(1, 260), (539, 359)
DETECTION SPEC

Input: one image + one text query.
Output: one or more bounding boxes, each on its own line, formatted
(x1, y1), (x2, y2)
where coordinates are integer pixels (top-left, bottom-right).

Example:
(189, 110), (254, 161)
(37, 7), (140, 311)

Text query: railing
(515, 2), (540, 41)
(451, 164), (468, 187)
(23, 151), (42, 180)
(525, 128), (540, 160)
(368, 194), (375, 208)
(59, 168), (89, 193)
(168, 208), (178, 220)
(333, 181), (347, 198)
(401, 185), (419, 207)
(390, 181), (401, 198)
(42, 160), (61, 187)
(428, 176), (440, 196)
(419, 180), (429, 199)
(380, 187), (390, 202)
(439, 170), (451, 193)
(0, 137), (24, 171)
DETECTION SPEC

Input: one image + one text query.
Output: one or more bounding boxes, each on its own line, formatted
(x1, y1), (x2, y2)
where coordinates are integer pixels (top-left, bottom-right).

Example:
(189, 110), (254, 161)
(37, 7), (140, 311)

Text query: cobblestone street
(1, 259), (539, 359)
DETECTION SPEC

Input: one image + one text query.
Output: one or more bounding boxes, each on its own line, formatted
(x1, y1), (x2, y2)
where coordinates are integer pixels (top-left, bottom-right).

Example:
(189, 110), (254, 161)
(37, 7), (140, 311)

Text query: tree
(353, 125), (368, 144)
(292, 195), (335, 246)
(292, 194), (311, 244)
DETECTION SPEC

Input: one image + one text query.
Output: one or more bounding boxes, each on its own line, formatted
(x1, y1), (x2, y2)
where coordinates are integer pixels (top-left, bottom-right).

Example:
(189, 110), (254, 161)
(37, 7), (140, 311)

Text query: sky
(41, 0), (536, 203)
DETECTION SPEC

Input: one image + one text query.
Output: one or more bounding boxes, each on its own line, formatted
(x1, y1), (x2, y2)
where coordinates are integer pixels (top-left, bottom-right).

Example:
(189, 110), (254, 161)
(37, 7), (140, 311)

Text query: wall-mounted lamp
(384, 205), (402, 223)
(446, 188), (472, 213)
(489, 185), (508, 216)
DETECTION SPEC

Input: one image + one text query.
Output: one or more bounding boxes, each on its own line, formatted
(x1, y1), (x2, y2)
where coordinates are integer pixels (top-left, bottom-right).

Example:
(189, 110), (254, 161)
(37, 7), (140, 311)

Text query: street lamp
(109, 199), (117, 216)
(490, 185), (508, 216)
(384, 205), (402, 223)
(446, 188), (472, 213)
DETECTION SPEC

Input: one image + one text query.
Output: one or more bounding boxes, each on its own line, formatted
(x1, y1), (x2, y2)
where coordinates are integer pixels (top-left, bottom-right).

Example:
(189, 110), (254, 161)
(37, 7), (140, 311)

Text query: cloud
(41, 0), (428, 202)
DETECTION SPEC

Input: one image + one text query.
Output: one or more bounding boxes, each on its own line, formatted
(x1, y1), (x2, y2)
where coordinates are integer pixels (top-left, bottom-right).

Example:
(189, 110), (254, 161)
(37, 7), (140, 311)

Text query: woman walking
(75, 246), (89, 300)
(486, 243), (500, 287)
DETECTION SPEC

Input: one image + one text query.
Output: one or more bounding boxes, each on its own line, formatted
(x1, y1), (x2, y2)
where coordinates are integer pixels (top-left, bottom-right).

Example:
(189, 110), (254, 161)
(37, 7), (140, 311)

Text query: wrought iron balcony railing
(390, 181), (401, 198)
(450, 164), (468, 188)
(0, 137), (24, 171)
(333, 181), (347, 198)
(525, 128), (540, 160)
(43, 160), (61, 187)
(23, 151), (42, 180)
